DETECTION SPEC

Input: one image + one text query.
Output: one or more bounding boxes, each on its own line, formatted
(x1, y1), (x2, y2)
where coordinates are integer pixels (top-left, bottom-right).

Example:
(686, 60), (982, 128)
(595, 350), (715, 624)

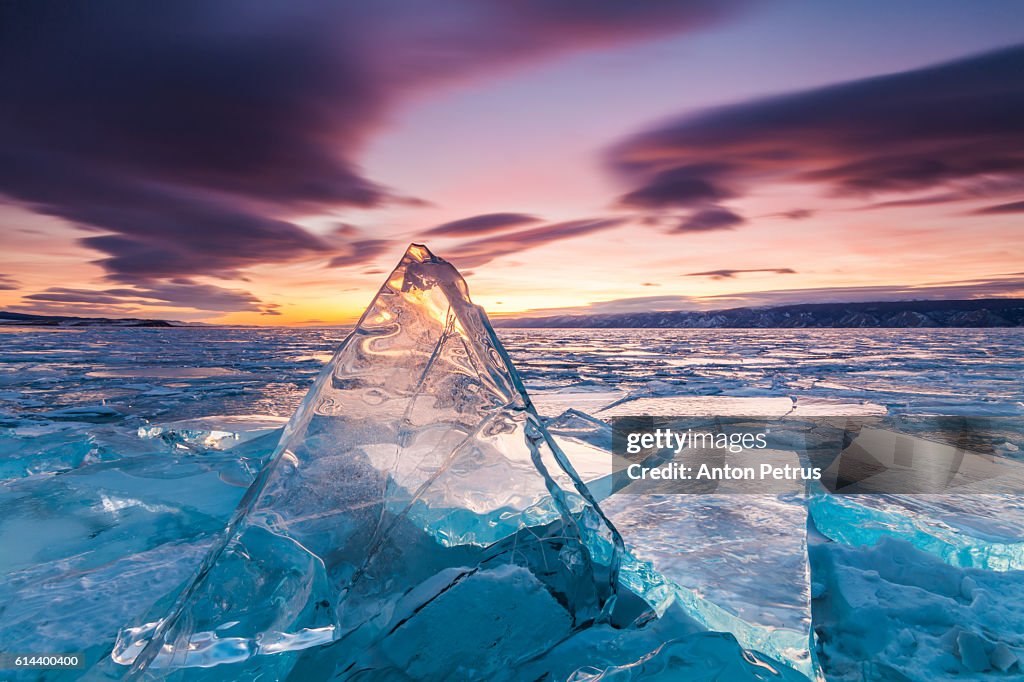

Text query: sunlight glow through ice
(113, 245), (623, 679)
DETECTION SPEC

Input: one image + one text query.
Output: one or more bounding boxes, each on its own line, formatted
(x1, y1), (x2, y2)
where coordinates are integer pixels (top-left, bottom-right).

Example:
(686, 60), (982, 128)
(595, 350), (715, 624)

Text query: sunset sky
(1, 1), (1023, 325)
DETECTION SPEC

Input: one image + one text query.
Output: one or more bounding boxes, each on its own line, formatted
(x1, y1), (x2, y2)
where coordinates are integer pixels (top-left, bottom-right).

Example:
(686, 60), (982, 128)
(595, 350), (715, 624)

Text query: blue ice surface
(0, 325), (1022, 680)
(545, 409), (817, 677)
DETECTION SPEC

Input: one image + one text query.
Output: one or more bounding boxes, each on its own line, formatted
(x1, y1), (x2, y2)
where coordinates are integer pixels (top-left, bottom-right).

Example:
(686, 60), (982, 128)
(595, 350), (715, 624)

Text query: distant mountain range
(5, 298), (1024, 329)
(0, 311), (175, 327)
(495, 298), (1024, 329)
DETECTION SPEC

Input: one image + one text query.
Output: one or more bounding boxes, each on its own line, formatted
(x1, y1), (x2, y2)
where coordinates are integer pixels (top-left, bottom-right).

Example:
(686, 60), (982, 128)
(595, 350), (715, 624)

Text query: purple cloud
(423, 213), (541, 237)
(677, 208), (745, 232)
(327, 240), (395, 268)
(610, 45), (1024, 213)
(618, 164), (735, 209)
(972, 200), (1024, 215)
(0, 0), (744, 303)
(685, 268), (796, 279)
(446, 217), (627, 268)
(24, 281), (272, 313)
(777, 209), (814, 220)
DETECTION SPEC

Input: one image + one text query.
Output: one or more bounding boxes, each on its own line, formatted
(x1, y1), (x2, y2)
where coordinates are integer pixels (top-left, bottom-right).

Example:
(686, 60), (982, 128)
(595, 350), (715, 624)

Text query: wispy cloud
(685, 268), (796, 279)
(677, 208), (745, 232)
(23, 281), (274, 313)
(326, 240), (395, 268)
(972, 200), (1024, 215)
(446, 217), (627, 268)
(609, 45), (1024, 219)
(423, 212), (541, 237)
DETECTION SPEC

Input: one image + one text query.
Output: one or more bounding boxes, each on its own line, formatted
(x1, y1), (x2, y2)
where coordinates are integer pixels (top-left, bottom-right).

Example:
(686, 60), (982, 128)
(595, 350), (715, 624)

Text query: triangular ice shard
(116, 244), (622, 679)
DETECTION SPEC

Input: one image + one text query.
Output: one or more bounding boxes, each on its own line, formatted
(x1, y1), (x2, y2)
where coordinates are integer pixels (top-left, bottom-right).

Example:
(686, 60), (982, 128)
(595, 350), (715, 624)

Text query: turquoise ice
(113, 245), (623, 679)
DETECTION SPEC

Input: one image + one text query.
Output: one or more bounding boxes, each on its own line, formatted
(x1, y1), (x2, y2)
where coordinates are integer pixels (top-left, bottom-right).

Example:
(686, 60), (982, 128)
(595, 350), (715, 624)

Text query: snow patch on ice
(811, 533), (1024, 679)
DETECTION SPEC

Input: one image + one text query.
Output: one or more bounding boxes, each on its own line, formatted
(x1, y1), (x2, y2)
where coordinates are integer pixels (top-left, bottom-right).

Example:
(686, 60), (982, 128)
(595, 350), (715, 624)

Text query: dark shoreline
(0, 311), (175, 327)
(493, 298), (1024, 329)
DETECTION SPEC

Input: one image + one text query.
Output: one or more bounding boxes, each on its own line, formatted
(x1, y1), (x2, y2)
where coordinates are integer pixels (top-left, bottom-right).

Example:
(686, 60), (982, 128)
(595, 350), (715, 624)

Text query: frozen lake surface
(1, 326), (1022, 680)
(2, 326), (1020, 429)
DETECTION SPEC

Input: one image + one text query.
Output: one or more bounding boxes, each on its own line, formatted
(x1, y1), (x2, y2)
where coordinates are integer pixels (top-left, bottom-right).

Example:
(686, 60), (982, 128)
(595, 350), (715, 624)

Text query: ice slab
(41, 404), (125, 422)
(603, 494), (815, 678)
(530, 387), (628, 419)
(0, 452), (249, 576)
(0, 422), (100, 479)
(519, 602), (810, 681)
(809, 492), (1024, 571)
(116, 245), (621, 678)
(809, 428), (1024, 571)
(599, 395), (884, 418)
(547, 409), (629, 498)
(138, 415), (288, 451)
(546, 409), (816, 678)
(1, 538), (214, 676)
